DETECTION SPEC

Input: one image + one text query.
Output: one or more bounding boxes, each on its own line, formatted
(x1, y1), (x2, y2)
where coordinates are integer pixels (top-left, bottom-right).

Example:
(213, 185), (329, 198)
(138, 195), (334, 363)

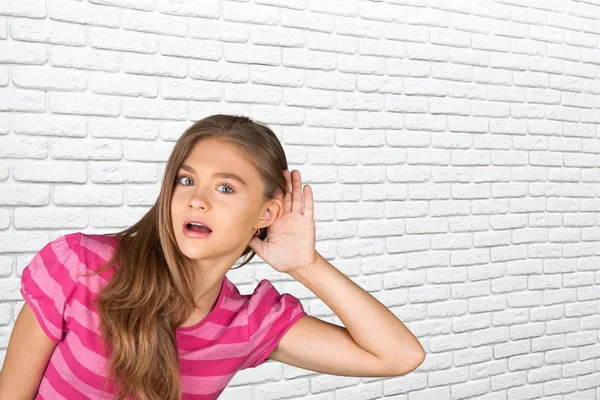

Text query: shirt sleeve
(20, 232), (82, 343)
(245, 279), (307, 369)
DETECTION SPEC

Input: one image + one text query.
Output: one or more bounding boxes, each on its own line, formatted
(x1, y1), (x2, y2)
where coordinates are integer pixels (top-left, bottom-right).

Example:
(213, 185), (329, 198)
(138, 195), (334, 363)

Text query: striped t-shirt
(19, 232), (307, 400)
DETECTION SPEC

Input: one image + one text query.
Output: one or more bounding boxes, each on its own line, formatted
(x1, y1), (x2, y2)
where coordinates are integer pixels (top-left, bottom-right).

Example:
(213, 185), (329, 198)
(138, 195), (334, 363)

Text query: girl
(0, 115), (425, 400)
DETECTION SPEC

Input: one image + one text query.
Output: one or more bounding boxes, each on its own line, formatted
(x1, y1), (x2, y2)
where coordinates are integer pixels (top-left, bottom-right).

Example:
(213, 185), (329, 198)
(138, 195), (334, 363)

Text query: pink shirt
(20, 232), (307, 400)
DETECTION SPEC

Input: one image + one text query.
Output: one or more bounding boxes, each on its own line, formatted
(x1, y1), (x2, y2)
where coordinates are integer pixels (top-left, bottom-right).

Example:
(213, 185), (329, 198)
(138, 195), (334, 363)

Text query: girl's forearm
(288, 252), (425, 366)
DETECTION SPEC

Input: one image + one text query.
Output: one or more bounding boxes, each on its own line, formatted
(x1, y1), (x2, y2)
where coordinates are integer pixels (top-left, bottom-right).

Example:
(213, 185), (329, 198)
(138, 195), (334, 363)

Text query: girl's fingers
(303, 184), (313, 219)
(291, 170), (303, 214)
(283, 169), (292, 214)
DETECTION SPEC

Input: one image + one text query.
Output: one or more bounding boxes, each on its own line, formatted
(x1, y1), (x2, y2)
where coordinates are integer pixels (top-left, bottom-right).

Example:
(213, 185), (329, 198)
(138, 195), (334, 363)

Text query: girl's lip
(182, 224), (213, 238)
(183, 219), (212, 231)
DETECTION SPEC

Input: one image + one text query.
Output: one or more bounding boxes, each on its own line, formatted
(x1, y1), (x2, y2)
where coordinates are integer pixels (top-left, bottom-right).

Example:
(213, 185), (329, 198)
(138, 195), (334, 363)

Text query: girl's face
(170, 138), (275, 268)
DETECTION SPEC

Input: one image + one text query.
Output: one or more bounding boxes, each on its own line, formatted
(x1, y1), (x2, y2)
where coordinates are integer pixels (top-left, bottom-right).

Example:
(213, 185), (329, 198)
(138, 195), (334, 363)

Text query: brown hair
(82, 115), (289, 400)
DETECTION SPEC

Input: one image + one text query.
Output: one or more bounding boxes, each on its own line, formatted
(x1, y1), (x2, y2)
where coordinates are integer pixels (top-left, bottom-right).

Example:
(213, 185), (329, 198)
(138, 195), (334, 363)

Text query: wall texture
(1, 0), (600, 399)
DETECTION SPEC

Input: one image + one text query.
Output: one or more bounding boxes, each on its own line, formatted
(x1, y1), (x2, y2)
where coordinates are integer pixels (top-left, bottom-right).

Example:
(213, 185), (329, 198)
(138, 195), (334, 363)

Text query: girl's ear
(258, 197), (284, 228)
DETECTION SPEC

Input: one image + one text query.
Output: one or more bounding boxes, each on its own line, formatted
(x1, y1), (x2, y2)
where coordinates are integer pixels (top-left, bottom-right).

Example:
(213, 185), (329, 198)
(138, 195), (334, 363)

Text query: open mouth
(185, 222), (212, 233)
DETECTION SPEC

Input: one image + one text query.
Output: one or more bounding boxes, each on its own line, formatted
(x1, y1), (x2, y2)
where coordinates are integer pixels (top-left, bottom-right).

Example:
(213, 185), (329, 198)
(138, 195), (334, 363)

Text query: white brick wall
(1, 0), (600, 398)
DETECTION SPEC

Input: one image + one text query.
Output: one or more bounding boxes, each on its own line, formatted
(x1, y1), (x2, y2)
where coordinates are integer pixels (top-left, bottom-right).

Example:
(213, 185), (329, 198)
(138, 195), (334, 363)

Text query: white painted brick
(122, 97), (187, 120)
(0, 209), (10, 230)
(188, 18), (248, 42)
(0, 231), (48, 253)
(251, 65), (301, 87)
(0, 41), (48, 64)
(50, 46), (120, 72)
(0, 89), (45, 112)
(90, 207), (149, 228)
(0, 0), (46, 18)
(90, 162), (158, 183)
(51, 138), (122, 160)
(308, 0), (357, 16)
(306, 70), (355, 91)
(126, 185), (160, 206)
(49, 92), (120, 116)
(0, 161), (8, 181)
(12, 66), (87, 91)
(53, 185), (123, 206)
(122, 53), (187, 78)
(14, 207), (88, 229)
(91, 72), (158, 97)
(49, 0), (120, 27)
(13, 113), (87, 137)
(161, 78), (222, 101)
(159, 36), (221, 60)
(254, 26), (307, 48)
(0, 69), (9, 86)
(122, 9), (187, 36)
(0, 137), (48, 158)
(0, 185), (50, 205)
(90, 27), (156, 54)
(13, 160), (87, 183)
(122, 140), (174, 161)
(334, 18), (381, 39)
(0, 17), (6, 39)
(222, 2), (279, 25)
(11, 19), (86, 46)
(281, 9), (334, 33)
(89, 0), (154, 11)
(225, 43), (281, 66)
(90, 118), (158, 140)
(157, 0), (219, 18)
(0, 303), (11, 324)
(225, 83), (280, 104)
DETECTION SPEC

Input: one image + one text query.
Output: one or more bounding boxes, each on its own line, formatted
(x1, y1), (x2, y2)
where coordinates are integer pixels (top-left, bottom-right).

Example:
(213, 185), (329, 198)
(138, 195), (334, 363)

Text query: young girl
(0, 114), (425, 400)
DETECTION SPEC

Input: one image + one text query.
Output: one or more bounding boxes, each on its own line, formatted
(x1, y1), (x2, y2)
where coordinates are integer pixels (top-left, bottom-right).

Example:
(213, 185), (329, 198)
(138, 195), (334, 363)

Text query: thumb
(248, 235), (265, 258)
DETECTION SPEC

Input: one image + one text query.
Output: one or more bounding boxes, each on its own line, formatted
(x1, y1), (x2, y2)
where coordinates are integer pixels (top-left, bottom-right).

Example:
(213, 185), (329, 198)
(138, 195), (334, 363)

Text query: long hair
(81, 115), (289, 400)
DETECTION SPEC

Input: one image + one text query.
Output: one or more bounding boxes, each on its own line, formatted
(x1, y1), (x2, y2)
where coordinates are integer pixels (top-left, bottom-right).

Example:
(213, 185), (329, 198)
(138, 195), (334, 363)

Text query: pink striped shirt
(19, 232), (307, 400)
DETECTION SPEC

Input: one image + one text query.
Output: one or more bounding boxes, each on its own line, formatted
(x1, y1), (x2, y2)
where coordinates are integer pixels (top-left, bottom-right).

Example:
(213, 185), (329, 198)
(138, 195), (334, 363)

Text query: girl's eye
(176, 175), (193, 186)
(217, 184), (235, 195)
(176, 175), (235, 195)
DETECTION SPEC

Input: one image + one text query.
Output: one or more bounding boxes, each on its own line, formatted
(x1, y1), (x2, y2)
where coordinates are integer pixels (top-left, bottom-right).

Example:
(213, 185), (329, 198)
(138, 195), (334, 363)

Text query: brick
(50, 46), (120, 72)
(89, 0), (154, 11)
(14, 208), (88, 229)
(90, 27), (156, 54)
(50, 0), (120, 28)
(122, 9), (187, 36)
(90, 118), (158, 140)
(13, 161), (87, 183)
(11, 19), (86, 46)
(0, 232), (49, 253)
(0, 185), (50, 206)
(12, 66), (87, 91)
(161, 79), (221, 101)
(122, 53), (187, 78)
(222, 2), (279, 25)
(13, 113), (87, 137)
(157, 0), (219, 18)
(122, 97), (186, 120)
(49, 93), (120, 116)
(0, 137), (47, 158)
(0, 90), (45, 112)
(90, 162), (158, 183)
(0, 0), (46, 18)
(51, 138), (122, 160)
(0, 41), (47, 64)
(158, 36), (221, 61)
(53, 185), (123, 206)
(91, 72), (158, 97)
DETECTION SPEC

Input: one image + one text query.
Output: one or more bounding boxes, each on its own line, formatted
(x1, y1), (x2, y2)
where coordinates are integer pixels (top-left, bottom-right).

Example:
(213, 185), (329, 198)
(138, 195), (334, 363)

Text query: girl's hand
(248, 169), (318, 274)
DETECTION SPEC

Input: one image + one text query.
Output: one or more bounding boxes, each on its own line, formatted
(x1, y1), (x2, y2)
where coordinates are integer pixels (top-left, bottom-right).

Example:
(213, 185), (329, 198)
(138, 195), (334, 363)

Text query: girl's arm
(267, 252), (425, 377)
(0, 303), (57, 400)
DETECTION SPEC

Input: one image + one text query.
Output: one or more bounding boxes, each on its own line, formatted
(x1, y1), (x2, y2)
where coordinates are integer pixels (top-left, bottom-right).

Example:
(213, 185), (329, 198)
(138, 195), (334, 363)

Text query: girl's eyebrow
(179, 164), (247, 187)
